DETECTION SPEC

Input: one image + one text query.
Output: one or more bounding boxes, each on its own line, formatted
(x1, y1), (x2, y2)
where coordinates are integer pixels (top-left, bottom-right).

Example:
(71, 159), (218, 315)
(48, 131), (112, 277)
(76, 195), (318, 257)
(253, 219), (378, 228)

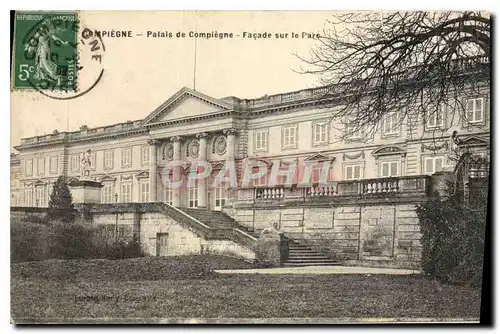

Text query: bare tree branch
(296, 11), (491, 142)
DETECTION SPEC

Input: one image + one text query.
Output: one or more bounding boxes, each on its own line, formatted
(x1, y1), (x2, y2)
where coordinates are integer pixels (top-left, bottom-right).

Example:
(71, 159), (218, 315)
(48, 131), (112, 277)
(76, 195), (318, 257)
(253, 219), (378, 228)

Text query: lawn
(11, 256), (482, 323)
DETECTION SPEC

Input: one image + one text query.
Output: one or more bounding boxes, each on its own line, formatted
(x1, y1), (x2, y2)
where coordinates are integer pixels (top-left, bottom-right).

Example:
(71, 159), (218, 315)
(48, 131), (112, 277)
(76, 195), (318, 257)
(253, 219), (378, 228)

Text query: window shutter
(425, 159), (433, 173)
(354, 166), (360, 179)
(390, 162), (398, 176)
(435, 158), (443, 172)
(346, 166), (352, 180)
(382, 163), (389, 177)
(476, 99), (484, 122)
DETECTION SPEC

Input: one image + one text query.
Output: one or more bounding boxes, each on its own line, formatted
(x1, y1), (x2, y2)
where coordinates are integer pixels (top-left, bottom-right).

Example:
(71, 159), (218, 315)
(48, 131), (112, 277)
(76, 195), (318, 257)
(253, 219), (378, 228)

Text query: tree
(47, 176), (75, 223)
(298, 11), (491, 141)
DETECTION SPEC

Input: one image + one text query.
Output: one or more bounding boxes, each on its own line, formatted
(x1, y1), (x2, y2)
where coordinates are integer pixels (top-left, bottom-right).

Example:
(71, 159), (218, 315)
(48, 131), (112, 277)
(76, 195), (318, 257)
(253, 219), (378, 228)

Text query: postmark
(12, 11), (106, 99)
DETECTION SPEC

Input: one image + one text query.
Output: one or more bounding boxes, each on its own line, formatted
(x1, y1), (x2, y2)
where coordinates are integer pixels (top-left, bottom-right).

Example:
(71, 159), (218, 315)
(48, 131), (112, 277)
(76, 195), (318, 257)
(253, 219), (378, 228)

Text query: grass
(11, 257), (482, 323)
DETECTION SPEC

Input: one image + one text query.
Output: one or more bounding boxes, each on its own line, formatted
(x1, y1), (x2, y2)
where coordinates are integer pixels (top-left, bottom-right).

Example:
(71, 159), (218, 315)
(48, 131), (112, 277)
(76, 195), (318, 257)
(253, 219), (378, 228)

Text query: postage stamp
(12, 11), (79, 92)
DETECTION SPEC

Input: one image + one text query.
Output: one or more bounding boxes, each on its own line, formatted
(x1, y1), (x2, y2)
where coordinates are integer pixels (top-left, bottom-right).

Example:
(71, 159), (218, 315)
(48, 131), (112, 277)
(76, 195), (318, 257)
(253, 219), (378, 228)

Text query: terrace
(235, 175), (431, 207)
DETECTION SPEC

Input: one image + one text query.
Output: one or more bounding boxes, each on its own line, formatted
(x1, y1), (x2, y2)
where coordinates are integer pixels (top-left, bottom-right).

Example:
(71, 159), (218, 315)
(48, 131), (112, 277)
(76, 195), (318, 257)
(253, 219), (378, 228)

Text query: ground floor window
(380, 161), (399, 177)
(102, 184), (114, 204)
(344, 164), (362, 180)
(423, 156), (444, 174)
(188, 182), (198, 208)
(140, 182), (149, 203)
(164, 187), (173, 206)
(213, 182), (227, 210)
(35, 186), (46, 207)
(25, 189), (33, 207)
(121, 183), (132, 203)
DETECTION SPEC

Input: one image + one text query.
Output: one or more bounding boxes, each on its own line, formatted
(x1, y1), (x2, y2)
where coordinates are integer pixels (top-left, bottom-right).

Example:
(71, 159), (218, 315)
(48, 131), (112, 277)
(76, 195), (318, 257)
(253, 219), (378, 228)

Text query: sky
(10, 11), (338, 149)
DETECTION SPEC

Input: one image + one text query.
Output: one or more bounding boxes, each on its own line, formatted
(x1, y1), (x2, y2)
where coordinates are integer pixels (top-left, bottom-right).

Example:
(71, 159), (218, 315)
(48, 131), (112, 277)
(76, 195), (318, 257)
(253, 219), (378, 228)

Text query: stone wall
(224, 203), (422, 269)
(10, 207), (76, 224)
(138, 212), (254, 260)
(91, 210), (255, 261)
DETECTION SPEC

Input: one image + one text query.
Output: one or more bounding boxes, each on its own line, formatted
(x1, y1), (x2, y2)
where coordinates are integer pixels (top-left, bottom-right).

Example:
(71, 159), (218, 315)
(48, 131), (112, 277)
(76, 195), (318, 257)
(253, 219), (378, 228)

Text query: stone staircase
(283, 239), (340, 267)
(179, 208), (339, 267)
(180, 208), (260, 238)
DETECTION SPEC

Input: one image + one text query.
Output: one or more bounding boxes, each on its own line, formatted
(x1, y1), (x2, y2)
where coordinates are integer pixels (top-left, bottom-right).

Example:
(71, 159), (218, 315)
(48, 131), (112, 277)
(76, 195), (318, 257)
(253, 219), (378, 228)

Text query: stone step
(289, 248), (318, 253)
(283, 262), (340, 267)
(285, 259), (338, 263)
(288, 246), (312, 251)
(287, 255), (332, 260)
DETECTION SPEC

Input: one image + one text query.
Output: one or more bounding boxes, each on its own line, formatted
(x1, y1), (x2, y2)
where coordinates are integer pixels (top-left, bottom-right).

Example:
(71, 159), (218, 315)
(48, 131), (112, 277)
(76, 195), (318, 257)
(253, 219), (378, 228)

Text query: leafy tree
(298, 11), (490, 141)
(47, 176), (75, 223)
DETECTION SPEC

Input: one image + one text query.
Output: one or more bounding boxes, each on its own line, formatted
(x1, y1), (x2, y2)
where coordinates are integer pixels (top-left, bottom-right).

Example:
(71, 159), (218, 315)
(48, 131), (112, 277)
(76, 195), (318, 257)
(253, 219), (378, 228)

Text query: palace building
(12, 84), (490, 210)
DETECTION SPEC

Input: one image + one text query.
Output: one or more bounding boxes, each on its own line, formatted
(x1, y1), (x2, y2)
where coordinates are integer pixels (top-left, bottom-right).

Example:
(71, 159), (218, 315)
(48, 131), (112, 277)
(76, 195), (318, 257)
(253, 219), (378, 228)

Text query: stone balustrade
(236, 175), (431, 204)
(19, 120), (144, 146)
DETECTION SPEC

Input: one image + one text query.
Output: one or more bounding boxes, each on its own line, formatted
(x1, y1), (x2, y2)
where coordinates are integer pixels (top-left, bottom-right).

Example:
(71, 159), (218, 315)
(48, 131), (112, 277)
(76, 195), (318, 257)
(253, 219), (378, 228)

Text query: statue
(81, 149), (92, 179)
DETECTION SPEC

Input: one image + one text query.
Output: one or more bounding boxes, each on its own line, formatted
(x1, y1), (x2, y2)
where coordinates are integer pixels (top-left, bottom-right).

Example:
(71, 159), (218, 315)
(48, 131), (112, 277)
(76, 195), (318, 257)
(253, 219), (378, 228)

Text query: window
(25, 159), (33, 176)
(466, 98), (484, 123)
(380, 161), (399, 177)
(71, 154), (80, 172)
(25, 189), (33, 206)
(346, 121), (363, 139)
(164, 187), (173, 206)
(255, 129), (268, 151)
(36, 186), (45, 207)
(38, 158), (45, 175)
(121, 183), (132, 202)
(90, 152), (96, 170)
(188, 182), (198, 208)
(382, 112), (399, 136)
(282, 125), (297, 149)
(50, 156), (58, 174)
(313, 122), (328, 145)
(424, 156), (444, 174)
(102, 184), (114, 204)
(251, 166), (267, 187)
(104, 150), (114, 169)
(427, 105), (445, 128)
(310, 163), (332, 184)
(141, 146), (150, 165)
(345, 164), (362, 180)
(140, 182), (149, 203)
(122, 148), (132, 167)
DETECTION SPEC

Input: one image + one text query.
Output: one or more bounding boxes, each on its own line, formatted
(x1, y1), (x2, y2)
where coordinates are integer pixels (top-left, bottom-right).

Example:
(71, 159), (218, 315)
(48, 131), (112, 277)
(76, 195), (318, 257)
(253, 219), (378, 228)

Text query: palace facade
(12, 84), (490, 209)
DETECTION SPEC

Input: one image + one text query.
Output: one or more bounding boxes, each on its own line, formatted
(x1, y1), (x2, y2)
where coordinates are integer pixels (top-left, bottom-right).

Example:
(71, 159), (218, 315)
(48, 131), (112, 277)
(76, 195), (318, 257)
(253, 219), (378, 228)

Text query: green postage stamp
(12, 11), (79, 91)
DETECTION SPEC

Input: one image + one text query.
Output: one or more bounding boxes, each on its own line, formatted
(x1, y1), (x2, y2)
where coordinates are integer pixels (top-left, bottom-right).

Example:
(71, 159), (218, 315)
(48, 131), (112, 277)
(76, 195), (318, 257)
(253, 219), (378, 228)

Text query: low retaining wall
(91, 211), (255, 261)
(224, 203), (422, 269)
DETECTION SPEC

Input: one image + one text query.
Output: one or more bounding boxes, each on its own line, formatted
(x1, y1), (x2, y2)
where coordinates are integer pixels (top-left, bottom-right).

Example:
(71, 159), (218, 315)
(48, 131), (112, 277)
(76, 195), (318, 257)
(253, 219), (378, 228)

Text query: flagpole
(66, 100), (70, 132)
(193, 12), (198, 91)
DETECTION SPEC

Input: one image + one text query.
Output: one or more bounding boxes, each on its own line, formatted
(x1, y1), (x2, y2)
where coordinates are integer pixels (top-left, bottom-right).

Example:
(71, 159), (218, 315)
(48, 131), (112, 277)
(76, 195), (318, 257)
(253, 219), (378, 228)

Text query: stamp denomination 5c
(12, 11), (78, 92)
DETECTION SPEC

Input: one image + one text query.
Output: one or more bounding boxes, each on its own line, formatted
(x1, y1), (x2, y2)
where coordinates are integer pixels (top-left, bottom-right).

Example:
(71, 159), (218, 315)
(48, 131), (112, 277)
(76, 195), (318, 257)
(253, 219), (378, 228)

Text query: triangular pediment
(34, 179), (47, 186)
(66, 177), (79, 184)
(304, 153), (334, 162)
(142, 87), (232, 125)
(100, 174), (116, 182)
(459, 135), (489, 147)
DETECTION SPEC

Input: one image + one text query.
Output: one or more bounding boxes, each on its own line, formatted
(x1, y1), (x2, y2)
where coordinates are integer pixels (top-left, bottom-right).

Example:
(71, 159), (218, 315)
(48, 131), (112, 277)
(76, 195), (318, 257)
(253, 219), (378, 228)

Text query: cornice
(15, 129), (148, 151)
(145, 110), (235, 128)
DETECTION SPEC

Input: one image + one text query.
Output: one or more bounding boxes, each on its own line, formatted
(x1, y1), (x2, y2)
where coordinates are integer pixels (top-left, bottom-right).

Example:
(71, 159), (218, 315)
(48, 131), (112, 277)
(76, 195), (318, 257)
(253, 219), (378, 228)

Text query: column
(223, 128), (237, 205)
(171, 136), (182, 208)
(147, 139), (158, 202)
(196, 132), (209, 208)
